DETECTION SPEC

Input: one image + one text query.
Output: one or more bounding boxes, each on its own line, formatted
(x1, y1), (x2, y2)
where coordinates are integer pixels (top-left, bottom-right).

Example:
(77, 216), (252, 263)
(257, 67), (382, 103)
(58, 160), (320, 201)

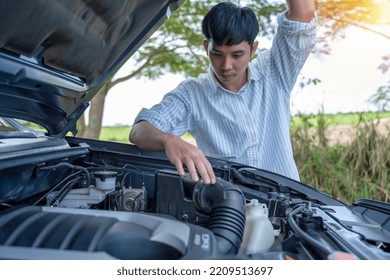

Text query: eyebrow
(210, 48), (246, 55)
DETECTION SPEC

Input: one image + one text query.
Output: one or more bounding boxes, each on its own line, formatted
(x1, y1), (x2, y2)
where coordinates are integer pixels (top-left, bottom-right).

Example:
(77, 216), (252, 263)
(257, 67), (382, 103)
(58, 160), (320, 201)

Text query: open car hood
(0, 0), (185, 137)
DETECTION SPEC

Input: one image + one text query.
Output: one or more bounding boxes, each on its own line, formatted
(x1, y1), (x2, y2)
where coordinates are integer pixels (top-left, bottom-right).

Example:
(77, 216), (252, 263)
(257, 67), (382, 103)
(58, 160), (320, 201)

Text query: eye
(211, 52), (222, 57)
(232, 53), (244, 58)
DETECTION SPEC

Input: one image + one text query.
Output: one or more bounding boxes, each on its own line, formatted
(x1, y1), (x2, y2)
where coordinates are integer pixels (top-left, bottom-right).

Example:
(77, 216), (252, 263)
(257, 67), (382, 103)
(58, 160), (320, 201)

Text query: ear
(203, 40), (209, 55)
(251, 41), (259, 57)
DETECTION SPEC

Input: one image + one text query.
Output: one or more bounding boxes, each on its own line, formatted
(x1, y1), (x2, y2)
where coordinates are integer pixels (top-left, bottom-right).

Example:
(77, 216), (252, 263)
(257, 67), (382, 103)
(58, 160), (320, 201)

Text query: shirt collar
(206, 67), (221, 94)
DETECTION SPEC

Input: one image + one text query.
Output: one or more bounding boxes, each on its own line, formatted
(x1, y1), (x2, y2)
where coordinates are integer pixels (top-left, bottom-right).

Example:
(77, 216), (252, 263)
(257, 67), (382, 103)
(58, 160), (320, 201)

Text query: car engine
(0, 136), (389, 260)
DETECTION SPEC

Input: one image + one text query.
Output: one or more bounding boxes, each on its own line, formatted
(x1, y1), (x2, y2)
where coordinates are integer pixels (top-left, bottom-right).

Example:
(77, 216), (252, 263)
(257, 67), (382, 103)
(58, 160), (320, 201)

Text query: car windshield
(0, 117), (46, 138)
(0, 118), (17, 132)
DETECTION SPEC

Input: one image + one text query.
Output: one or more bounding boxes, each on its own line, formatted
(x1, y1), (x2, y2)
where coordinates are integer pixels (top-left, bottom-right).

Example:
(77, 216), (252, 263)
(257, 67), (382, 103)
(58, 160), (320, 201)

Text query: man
(129, 1), (317, 185)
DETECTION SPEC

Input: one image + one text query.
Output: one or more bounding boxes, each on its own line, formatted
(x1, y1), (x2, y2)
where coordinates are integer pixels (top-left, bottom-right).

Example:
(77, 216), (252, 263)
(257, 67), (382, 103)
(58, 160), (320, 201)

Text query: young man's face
(203, 39), (258, 92)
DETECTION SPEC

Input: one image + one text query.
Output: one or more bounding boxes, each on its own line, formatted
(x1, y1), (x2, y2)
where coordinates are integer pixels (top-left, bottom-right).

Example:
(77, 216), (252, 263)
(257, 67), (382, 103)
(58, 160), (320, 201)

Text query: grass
(291, 113), (389, 203)
(99, 125), (131, 143)
(99, 126), (194, 143)
(290, 111), (390, 130)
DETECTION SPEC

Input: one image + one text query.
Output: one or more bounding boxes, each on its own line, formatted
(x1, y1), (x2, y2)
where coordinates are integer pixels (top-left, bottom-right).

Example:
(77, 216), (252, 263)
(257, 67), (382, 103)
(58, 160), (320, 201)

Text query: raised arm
(286, 0), (316, 23)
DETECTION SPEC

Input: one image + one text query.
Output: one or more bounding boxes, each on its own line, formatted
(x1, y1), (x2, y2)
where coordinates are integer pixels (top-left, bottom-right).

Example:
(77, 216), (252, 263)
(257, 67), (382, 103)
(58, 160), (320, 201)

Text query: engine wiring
(287, 204), (334, 257)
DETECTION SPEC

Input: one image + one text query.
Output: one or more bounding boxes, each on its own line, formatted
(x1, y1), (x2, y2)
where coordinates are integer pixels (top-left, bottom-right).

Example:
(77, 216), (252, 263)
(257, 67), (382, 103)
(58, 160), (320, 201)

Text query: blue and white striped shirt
(134, 11), (317, 180)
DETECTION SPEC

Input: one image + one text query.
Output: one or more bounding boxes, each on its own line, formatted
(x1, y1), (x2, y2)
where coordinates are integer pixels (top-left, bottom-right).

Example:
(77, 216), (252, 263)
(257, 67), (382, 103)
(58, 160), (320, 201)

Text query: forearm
(286, 0), (316, 23)
(129, 120), (174, 151)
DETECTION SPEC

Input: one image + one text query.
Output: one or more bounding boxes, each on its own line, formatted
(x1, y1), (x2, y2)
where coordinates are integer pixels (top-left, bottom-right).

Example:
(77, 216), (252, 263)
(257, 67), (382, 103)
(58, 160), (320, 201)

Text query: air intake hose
(192, 178), (246, 255)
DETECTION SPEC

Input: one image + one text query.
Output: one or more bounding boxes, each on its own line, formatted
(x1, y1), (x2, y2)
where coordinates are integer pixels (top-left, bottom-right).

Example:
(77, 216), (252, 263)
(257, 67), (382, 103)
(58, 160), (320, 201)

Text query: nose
(221, 56), (233, 71)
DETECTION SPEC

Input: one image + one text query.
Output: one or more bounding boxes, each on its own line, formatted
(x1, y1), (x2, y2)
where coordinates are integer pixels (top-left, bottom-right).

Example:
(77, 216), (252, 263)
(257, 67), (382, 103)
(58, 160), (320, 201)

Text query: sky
(102, 19), (390, 126)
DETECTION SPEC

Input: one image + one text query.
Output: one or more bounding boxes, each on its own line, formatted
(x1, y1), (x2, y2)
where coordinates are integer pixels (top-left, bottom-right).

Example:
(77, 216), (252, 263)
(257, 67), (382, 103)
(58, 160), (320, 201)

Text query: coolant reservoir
(239, 199), (275, 255)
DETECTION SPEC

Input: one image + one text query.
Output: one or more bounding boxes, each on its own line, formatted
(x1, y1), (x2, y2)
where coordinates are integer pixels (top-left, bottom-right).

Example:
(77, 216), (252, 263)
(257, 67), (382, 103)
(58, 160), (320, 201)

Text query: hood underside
(0, 0), (185, 136)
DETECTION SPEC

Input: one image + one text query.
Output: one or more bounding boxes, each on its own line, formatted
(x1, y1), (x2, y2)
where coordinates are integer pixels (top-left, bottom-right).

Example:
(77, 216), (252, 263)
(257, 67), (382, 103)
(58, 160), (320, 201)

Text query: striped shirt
(134, 11), (317, 181)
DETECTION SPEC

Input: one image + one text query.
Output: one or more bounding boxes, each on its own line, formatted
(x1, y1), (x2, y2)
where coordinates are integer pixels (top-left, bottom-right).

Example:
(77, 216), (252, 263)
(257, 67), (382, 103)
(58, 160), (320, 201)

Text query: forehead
(208, 40), (251, 53)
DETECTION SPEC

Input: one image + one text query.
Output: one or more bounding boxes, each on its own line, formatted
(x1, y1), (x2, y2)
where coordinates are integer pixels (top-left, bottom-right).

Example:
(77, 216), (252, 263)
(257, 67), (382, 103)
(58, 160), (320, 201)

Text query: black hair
(202, 2), (259, 46)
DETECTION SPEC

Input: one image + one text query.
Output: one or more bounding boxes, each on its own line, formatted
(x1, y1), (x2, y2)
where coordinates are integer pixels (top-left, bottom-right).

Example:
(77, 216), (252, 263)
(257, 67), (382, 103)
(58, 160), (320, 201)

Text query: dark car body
(0, 0), (389, 260)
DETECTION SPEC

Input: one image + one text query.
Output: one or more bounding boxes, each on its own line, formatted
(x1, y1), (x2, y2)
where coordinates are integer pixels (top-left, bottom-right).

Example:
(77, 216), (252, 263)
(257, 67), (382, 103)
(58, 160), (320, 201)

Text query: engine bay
(0, 137), (389, 260)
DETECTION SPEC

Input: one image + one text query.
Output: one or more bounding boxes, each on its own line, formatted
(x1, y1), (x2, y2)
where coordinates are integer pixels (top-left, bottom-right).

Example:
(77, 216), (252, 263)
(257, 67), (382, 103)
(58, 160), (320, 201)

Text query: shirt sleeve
(133, 83), (192, 136)
(254, 10), (317, 96)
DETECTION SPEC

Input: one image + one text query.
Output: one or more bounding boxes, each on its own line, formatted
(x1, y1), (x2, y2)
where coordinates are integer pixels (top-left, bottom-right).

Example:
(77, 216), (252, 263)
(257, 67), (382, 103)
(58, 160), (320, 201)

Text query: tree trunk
(78, 114), (86, 136)
(80, 86), (109, 139)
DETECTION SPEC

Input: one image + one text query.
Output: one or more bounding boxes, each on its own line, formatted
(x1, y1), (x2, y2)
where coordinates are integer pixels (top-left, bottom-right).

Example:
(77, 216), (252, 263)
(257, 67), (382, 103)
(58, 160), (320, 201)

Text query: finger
(204, 160), (216, 184)
(194, 160), (212, 185)
(195, 158), (216, 185)
(183, 159), (199, 182)
(172, 159), (186, 177)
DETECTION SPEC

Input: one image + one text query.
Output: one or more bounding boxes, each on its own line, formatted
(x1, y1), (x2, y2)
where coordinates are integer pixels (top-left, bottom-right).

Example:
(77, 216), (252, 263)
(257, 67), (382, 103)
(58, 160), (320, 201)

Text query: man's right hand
(130, 120), (216, 185)
(162, 134), (216, 185)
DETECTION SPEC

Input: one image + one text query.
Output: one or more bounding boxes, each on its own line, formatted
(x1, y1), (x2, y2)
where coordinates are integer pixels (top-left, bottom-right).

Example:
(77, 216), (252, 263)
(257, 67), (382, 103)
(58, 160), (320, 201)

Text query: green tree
(78, 0), (390, 138)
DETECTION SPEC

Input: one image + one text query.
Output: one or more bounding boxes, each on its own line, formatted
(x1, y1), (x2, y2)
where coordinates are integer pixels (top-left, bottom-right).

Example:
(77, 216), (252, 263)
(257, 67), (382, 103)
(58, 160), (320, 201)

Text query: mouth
(218, 73), (234, 80)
